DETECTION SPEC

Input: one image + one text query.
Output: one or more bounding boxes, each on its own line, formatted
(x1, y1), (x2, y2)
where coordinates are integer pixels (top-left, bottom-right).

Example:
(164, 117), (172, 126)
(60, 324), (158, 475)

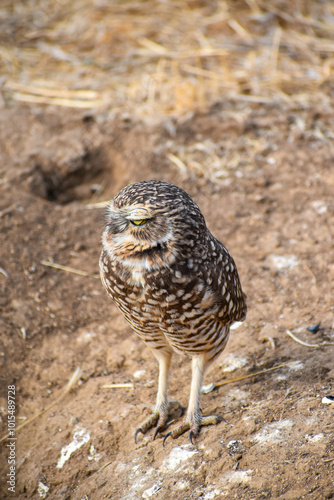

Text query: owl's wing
(214, 242), (247, 326)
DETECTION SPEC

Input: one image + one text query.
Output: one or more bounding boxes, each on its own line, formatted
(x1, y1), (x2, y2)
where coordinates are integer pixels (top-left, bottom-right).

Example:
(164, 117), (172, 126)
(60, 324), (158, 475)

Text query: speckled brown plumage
(100, 180), (247, 443)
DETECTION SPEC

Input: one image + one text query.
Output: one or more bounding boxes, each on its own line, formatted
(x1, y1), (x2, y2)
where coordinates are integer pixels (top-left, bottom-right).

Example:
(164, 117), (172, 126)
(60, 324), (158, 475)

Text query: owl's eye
(131, 219), (147, 226)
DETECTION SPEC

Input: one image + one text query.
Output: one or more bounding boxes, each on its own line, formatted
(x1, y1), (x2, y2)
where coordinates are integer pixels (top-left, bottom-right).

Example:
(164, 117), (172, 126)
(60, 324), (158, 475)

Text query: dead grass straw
(202, 361), (296, 394)
(41, 260), (99, 279)
(102, 383), (134, 389)
(285, 330), (334, 348)
(85, 200), (109, 209)
(0, 367), (82, 444)
(12, 93), (104, 108)
(1, 1), (334, 117)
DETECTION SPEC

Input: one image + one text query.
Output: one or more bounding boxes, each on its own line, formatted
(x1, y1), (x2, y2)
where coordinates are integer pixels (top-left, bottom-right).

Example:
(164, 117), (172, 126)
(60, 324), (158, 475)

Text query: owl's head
(102, 180), (206, 269)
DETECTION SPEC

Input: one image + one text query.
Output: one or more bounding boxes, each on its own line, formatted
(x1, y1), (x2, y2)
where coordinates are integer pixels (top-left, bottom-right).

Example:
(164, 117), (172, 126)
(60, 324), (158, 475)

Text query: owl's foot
(134, 400), (183, 443)
(163, 413), (224, 446)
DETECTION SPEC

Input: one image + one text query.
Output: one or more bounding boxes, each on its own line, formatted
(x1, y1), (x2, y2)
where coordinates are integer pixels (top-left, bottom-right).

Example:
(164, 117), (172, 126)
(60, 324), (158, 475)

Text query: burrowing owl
(100, 180), (247, 444)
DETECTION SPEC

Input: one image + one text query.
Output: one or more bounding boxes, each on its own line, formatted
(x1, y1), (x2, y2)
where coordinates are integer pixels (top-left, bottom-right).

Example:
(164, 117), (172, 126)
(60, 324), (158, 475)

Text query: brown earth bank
(0, 100), (334, 499)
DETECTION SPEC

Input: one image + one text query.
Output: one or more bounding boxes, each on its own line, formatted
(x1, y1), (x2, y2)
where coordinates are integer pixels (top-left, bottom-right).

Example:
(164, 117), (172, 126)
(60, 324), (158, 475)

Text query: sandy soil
(0, 100), (334, 500)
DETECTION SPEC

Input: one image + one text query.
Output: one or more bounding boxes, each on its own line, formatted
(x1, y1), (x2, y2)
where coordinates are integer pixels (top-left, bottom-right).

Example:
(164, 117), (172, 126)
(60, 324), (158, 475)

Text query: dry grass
(0, 367), (82, 443)
(40, 259), (99, 279)
(1, 0), (334, 118)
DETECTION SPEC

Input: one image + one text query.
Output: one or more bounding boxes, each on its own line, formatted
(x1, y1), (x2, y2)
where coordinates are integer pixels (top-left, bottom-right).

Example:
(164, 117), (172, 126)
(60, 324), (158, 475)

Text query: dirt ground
(0, 96), (333, 500)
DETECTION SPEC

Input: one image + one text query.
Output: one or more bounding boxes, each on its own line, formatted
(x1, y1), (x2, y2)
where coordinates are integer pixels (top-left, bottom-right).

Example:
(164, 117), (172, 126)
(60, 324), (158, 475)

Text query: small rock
(322, 396), (334, 404)
(38, 481), (49, 499)
(142, 484), (161, 498)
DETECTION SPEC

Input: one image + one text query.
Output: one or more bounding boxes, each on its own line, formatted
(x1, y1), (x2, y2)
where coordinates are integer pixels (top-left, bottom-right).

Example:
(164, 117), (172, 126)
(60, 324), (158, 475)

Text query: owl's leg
(163, 354), (222, 445)
(135, 348), (183, 442)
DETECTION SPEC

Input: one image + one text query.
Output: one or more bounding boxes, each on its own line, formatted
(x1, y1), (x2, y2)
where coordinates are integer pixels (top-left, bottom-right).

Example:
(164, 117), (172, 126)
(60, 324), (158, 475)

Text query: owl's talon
(153, 425), (163, 440)
(189, 429), (196, 446)
(134, 428), (143, 444)
(134, 412), (159, 443)
(163, 413), (223, 443)
(135, 400), (183, 442)
(163, 432), (172, 447)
